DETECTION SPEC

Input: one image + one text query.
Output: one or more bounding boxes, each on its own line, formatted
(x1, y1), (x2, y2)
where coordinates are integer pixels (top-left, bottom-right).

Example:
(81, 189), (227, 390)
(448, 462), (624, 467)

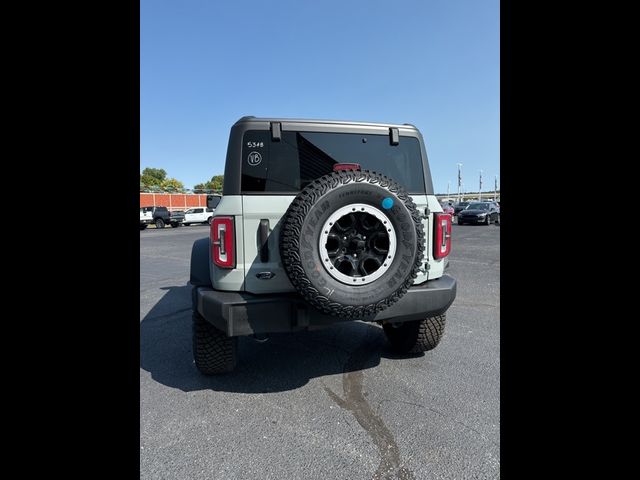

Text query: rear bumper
(193, 275), (457, 337)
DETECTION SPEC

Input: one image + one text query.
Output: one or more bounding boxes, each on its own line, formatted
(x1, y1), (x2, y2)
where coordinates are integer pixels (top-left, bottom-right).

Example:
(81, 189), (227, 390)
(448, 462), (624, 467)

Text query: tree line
(140, 168), (223, 193)
(193, 175), (223, 192)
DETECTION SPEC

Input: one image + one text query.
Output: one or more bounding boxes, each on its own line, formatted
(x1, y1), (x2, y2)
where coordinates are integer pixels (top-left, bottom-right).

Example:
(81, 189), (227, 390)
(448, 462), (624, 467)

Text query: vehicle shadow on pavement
(140, 285), (417, 394)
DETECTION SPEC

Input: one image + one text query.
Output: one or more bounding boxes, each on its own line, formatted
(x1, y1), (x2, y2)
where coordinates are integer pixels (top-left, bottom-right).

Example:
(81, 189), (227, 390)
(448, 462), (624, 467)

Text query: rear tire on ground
(207, 217), (213, 225)
(183, 223), (190, 226)
(192, 312), (237, 374)
(140, 224), (147, 230)
(383, 314), (446, 354)
(171, 222), (180, 228)
(155, 218), (165, 229)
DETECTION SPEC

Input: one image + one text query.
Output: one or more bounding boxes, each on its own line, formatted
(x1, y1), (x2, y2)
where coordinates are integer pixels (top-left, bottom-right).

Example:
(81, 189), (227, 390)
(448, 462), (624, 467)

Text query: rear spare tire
(280, 170), (424, 319)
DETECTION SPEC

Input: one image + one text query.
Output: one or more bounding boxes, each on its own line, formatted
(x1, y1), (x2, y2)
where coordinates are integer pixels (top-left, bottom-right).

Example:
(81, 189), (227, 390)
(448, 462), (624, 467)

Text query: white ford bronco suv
(189, 117), (456, 374)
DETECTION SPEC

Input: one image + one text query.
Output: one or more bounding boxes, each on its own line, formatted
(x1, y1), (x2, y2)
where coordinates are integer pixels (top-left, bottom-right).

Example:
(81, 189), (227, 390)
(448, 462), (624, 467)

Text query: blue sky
(141, 0), (499, 194)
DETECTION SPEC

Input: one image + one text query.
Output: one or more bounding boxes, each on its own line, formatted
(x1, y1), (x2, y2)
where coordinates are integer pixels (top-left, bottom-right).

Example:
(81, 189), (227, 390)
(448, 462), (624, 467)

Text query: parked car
(453, 201), (469, 216)
(140, 206), (183, 229)
(457, 202), (499, 225)
(183, 207), (215, 226)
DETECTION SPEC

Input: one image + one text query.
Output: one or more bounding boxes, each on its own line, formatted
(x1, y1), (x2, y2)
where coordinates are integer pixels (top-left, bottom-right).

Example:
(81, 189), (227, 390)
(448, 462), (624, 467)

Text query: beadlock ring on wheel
(318, 203), (397, 285)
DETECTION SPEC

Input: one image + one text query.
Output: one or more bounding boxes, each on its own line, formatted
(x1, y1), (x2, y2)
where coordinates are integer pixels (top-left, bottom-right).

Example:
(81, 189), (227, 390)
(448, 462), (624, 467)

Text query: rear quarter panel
(425, 195), (446, 281)
(208, 196), (246, 291)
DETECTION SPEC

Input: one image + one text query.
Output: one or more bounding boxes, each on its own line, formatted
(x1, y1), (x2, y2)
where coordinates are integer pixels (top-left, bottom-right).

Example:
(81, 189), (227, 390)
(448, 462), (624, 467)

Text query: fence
(140, 193), (209, 211)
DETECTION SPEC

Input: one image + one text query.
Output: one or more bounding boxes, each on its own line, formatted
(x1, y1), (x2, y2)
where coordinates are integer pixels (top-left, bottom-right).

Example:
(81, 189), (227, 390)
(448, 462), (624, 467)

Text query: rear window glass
(241, 130), (426, 194)
(467, 203), (489, 210)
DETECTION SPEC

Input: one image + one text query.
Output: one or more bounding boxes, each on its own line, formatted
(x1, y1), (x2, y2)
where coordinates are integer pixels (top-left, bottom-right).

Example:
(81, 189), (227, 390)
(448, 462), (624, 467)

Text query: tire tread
(192, 312), (237, 374)
(383, 314), (446, 354)
(280, 170), (425, 319)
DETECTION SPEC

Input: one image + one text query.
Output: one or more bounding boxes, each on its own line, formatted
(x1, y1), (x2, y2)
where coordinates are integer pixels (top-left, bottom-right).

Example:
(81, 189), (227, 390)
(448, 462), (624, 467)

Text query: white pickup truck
(183, 207), (215, 226)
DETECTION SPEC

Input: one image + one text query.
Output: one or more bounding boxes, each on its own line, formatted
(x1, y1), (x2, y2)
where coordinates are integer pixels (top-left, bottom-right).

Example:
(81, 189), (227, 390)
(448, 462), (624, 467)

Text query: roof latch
(389, 127), (399, 146)
(270, 122), (282, 142)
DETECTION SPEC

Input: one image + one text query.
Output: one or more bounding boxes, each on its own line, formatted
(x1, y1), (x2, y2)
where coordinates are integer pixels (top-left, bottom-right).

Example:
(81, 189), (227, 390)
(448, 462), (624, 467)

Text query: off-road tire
(280, 170), (424, 319)
(383, 314), (446, 354)
(192, 312), (237, 374)
(155, 218), (165, 229)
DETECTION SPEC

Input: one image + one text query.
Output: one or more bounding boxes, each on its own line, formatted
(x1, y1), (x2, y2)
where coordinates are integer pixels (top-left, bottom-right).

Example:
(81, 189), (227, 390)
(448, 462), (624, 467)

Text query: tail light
(211, 216), (235, 268)
(433, 213), (452, 259)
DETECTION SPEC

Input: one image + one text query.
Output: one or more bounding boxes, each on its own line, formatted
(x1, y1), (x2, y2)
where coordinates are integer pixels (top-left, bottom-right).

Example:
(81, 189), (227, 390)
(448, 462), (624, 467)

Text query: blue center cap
(382, 197), (394, 209)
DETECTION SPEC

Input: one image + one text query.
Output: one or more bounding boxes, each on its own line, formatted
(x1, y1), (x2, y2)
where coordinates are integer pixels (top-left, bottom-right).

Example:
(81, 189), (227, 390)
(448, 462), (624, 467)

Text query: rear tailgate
(241, 195), (296, 294)
(140, 210), (153, 222)
(240, 194), (439, 294)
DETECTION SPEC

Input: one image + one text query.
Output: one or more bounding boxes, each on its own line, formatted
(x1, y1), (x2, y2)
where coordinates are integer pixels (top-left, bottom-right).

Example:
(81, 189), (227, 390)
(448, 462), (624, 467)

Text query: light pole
(447, 181), (450, 200)
(494, 175), (498, 201)
(479, 170), (483, 201)
(457, 163), (463, 203)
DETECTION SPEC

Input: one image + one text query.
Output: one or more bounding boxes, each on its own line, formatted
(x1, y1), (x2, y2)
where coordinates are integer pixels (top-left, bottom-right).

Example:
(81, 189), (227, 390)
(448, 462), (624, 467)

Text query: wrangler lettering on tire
(280, 170), (424, 318)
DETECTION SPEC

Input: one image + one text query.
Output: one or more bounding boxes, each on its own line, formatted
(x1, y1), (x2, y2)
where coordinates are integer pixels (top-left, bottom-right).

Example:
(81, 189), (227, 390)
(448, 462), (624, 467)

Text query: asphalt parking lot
(140, 222), (500, 479)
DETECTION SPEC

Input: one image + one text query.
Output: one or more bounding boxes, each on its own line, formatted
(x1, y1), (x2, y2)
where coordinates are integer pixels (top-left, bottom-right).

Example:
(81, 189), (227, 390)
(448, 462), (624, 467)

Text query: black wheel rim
(319, 203), (396, 285)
